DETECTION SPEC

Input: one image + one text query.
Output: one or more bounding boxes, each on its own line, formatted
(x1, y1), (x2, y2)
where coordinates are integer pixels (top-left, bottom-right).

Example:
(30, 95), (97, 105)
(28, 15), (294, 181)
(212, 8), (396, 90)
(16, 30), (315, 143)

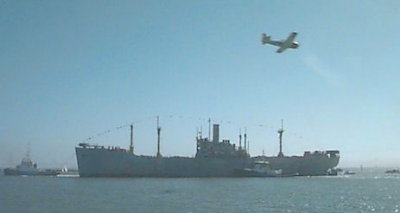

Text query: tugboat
(3, 150), (60, 176)
(235, 161), (286, 177)
(343, 170), (356, 175)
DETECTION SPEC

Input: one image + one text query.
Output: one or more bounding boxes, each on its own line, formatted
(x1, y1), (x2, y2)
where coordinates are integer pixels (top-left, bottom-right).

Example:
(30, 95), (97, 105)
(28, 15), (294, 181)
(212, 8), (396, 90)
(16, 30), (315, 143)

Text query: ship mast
(244, 127), (247, 153)
(239, 128), (242, 149)
(26, 142), (31, 160)
(129, 124), (134, 153)
(278, 119), (284, 157)
(208, 118), (211, 141)
(157, 116), (162, 158)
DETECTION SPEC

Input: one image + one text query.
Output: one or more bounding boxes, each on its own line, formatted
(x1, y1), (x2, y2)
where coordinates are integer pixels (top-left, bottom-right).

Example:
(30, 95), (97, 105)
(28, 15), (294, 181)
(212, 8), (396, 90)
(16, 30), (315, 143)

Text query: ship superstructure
(196, 124), (248, 158)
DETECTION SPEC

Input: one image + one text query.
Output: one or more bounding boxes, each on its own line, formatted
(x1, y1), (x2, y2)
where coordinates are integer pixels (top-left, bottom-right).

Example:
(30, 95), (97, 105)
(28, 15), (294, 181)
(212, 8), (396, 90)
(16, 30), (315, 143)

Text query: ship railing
(78, 143), (132, 152)
(78, 143), (103, 149)
(106, 146), (128, 152)
(326, 150), (340, 158)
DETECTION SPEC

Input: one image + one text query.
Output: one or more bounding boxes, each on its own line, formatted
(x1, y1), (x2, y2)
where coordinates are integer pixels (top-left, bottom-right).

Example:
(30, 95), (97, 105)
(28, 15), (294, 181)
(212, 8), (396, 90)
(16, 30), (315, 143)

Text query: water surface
(1, 168), (400, 212)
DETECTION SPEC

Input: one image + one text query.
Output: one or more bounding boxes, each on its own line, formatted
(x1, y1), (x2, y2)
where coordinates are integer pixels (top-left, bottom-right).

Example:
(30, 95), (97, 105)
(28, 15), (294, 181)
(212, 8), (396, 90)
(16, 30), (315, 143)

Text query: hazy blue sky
(1, 1), (400, 168)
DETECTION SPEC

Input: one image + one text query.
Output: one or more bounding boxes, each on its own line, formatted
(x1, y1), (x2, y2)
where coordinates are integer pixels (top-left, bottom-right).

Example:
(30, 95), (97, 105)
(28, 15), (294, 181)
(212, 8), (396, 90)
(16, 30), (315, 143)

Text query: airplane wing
(276, 46), (288, 53)
(276, 32), (297, 53)
(285, 32), (297, 44)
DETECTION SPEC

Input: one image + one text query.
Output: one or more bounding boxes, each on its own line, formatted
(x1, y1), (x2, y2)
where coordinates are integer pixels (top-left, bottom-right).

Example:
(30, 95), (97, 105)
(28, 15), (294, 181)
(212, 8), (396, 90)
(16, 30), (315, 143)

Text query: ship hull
(256, 155), (340, 176)
(3, 168), (60, 176)
(76, 147), (339, 177)
(76, 147), (251, 177)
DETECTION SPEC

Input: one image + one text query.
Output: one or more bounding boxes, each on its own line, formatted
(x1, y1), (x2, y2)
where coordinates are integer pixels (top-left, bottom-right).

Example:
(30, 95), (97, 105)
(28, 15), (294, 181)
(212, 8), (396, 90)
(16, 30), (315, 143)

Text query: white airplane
(261, 32), (299, 53)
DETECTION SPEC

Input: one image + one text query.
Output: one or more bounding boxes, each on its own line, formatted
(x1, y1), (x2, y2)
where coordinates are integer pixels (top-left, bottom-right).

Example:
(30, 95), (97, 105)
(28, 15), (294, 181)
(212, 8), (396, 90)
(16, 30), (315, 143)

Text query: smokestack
(247, 140), (250, 155)
(212, 124), (219, 143)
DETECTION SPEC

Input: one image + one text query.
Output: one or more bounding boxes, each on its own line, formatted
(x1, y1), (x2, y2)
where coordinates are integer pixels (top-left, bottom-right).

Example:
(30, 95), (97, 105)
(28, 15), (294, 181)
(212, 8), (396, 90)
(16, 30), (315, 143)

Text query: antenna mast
(157, 116), (162, 158)
(278, 119), (284, 157)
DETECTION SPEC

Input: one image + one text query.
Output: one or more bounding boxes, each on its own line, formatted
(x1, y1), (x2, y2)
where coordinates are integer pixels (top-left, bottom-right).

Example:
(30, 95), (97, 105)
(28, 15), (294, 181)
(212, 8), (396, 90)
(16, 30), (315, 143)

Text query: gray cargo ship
(76, 119), (339, 177)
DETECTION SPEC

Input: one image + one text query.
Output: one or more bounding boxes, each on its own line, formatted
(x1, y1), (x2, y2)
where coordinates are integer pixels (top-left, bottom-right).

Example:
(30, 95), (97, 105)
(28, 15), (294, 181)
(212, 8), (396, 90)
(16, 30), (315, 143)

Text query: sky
(1, 0), (400, 168)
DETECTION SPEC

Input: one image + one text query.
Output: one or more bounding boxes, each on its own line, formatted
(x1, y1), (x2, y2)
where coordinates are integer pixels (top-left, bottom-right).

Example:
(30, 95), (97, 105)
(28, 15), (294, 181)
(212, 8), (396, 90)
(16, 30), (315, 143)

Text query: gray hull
(76, 147), (251, 177)
(257, 156), (339, 176)
(3, 168), (60, 176)
(76, 147), (339, 177)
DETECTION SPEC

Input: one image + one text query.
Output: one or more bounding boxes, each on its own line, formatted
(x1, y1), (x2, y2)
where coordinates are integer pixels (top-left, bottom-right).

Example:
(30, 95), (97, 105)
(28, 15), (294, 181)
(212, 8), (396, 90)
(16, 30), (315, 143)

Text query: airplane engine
(291, 42), (299, 49)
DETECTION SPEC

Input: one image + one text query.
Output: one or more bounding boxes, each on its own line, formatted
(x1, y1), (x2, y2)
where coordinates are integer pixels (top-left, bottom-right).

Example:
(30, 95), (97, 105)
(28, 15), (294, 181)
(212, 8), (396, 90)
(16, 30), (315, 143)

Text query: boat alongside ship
(75, 118), (340, 177)
(234, 161), (284, 177)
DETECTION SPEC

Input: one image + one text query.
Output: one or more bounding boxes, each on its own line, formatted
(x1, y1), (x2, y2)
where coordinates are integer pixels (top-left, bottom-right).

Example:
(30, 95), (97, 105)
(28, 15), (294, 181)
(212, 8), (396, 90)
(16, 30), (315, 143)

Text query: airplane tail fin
(261, 33), (270, 44)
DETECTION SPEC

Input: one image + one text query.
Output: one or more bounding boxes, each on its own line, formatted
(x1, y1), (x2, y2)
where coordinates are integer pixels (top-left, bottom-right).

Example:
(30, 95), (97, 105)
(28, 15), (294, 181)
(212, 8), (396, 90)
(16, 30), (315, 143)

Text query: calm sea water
(1, 168), (400, 213)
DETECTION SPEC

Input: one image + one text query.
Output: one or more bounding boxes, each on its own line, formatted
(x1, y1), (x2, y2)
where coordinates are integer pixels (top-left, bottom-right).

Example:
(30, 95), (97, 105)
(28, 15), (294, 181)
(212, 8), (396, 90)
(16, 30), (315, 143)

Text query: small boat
(4, 154), (60, 176)
(385, 169), (400, 174)
(327, 168), (339, 176)
(235, 161), (286, 177)
(343, 170), (356, 175)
